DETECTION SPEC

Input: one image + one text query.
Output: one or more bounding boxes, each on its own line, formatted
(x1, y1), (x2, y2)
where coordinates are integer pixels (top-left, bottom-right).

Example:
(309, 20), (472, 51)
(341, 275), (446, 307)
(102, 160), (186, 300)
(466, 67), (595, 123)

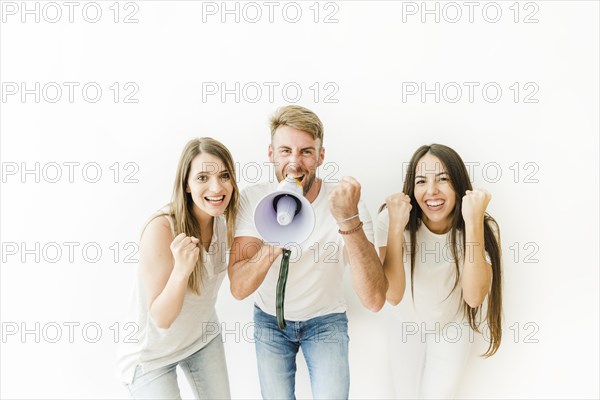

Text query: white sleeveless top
(376, 207), (495, 327)
(116, 214), (228, 384)
(375, 208), (466, 326)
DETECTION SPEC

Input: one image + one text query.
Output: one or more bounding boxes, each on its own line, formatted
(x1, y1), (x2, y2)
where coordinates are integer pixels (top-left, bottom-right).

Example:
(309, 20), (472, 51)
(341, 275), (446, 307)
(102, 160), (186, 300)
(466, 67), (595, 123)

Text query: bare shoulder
(141, 215), (174, 251)
(139, 215), (177, 304)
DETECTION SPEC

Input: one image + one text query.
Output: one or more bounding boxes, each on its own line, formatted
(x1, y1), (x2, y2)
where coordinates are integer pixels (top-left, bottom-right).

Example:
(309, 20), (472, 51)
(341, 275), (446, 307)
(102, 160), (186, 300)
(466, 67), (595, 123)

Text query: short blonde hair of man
(269, 105), (324, 144)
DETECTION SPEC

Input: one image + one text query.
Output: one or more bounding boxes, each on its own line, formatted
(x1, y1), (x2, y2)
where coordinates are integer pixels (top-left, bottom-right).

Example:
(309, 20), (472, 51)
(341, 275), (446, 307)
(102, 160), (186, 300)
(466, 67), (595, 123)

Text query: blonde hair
(156, 137), (239, 295)
(270, 105), (324, 144)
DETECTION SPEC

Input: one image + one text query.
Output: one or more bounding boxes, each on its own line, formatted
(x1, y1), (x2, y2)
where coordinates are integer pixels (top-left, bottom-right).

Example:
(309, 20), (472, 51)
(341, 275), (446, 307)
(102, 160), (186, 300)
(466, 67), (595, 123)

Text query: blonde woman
(117, 137), (239, 399)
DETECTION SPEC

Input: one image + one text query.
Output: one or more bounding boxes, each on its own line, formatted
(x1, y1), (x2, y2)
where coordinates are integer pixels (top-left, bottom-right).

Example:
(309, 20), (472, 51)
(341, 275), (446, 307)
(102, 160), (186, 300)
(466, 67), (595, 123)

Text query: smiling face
(186, 152), (233, 222)
(413, 152), (457, 234)
(269, 125), (324, 200)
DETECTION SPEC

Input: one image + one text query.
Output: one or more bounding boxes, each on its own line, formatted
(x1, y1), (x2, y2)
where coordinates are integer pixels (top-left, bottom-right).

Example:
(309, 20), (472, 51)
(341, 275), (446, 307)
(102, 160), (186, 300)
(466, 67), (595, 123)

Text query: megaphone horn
(253, 176), (315, 246)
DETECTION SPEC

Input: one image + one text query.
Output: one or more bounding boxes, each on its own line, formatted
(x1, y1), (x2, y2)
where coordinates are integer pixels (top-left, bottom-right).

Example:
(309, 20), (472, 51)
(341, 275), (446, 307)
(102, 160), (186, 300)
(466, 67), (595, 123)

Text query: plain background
(1, 1), (598, 398)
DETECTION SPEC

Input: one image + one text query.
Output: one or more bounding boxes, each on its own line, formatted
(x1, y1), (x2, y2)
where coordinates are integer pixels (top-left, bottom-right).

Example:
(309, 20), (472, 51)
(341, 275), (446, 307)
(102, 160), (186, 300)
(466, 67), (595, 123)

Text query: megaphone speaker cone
(254, 189), (315, 246)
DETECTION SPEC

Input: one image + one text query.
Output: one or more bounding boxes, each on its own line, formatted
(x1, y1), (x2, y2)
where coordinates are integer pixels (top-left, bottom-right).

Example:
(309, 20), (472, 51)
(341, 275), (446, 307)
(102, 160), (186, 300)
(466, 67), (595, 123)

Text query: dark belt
(276, 249), (292, 329)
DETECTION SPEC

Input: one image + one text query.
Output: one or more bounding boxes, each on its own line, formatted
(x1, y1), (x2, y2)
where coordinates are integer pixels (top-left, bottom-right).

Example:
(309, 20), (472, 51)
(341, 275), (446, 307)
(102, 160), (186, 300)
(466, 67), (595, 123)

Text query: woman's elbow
(155, 321), (173, 330)
(386, 295), (402, 307)
(363, 293), (386, 312)
(149, 313), (173, 330)
(385, 286), (405, 306)
(464, 292), (486, 309)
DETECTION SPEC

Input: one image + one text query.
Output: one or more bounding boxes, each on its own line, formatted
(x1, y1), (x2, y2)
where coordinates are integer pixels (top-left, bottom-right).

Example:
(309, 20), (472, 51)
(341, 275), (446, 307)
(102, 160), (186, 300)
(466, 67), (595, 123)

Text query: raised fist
(170, 233), (200, 277)
(328, 176), (361, 222)
(386, 192), (412, 229)
(461, 188), (491, 225)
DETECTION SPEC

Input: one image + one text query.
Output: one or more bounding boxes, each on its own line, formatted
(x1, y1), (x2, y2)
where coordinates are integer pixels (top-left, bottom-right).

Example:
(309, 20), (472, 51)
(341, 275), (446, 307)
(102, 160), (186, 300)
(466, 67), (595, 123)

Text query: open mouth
(204, 195), (225, 205)
(425, 199), (445, 210)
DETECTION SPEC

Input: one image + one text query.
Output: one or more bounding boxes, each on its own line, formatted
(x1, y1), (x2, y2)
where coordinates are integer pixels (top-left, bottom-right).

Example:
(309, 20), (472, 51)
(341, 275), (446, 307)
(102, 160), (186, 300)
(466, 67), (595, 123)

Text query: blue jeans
(253, 305), (350, 399)
(127, 334), (230, 399)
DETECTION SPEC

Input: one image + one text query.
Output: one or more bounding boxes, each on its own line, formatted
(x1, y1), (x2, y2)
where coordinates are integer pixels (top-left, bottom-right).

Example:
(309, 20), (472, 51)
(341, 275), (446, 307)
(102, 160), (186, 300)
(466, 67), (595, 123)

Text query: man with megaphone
(228, 105), (388, 400)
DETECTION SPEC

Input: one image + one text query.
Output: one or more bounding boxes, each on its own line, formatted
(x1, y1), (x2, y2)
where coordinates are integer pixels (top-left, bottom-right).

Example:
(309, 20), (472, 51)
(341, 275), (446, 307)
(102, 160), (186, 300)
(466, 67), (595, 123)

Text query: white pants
(387, 317), (472, 399)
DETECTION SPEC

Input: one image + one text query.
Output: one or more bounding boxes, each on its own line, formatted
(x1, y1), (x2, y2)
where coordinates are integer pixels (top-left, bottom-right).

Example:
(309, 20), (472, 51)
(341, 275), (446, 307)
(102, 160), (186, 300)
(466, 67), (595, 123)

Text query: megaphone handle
(276, 249), (292, 329)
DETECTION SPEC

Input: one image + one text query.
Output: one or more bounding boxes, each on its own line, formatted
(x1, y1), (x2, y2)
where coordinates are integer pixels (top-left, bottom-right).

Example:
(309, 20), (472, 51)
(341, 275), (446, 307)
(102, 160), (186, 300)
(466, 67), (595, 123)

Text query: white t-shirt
(375, 208), (466, 326)
(235, 180), (374, 321)
(115, 215), (227, 384)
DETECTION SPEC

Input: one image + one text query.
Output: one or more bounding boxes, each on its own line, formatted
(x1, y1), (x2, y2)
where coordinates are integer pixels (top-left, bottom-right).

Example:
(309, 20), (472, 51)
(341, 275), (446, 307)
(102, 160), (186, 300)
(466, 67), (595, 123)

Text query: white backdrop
(1, 1), (598, 399)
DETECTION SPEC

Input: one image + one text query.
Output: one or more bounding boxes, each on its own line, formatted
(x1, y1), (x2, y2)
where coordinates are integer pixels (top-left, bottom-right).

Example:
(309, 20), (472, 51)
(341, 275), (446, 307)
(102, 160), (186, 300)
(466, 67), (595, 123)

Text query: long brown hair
(385, 144), (502, 356)
(158, 137), (239, 295)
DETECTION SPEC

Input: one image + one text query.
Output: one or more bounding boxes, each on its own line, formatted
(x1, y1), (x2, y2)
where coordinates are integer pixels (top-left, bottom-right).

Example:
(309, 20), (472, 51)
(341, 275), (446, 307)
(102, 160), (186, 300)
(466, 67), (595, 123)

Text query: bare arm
(461, 219), (492, 308)
(461, 189), (493, 308)
(139, 217), (199, 329)
(340, 225), (388, 312)
(330, 177), (387, 312)
(228, 236), (283, 300)
(379, 227), (406, 305)
(378, 193), (411, 305)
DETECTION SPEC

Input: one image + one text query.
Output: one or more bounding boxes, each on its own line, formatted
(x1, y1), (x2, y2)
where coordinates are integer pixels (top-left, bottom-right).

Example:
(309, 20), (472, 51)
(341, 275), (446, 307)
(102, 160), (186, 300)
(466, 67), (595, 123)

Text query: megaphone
(253, 176), (315, 330)
(253, 176), (315, 246)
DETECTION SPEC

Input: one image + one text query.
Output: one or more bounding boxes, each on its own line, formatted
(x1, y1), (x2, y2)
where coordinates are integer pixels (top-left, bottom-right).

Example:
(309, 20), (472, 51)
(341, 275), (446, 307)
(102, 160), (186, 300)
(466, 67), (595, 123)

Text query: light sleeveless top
(116, 214), (228, 384)
(376, 208), (492, 326)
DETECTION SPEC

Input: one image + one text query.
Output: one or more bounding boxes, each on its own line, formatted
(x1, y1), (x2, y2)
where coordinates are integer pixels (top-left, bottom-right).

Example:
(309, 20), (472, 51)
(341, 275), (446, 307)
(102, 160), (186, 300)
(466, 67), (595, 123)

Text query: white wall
(1, 1), (598, 398)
